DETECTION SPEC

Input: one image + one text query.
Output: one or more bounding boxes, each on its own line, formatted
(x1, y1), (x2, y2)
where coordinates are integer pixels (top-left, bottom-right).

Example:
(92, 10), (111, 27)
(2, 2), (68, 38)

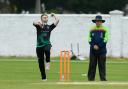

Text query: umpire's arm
(98, 27), (109, 48)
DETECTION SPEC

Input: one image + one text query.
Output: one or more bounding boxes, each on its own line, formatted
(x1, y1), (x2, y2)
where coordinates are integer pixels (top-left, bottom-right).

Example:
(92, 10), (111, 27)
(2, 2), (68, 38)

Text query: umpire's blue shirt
(88, 25), (109, 55)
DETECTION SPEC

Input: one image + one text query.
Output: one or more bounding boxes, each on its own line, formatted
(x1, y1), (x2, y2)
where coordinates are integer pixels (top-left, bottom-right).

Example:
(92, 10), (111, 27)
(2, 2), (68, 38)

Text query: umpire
(88, 15), (109, 81)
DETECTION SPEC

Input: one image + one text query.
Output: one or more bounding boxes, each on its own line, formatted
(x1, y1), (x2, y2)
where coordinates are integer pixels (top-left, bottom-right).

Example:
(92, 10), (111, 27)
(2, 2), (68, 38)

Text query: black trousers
(88, 54), (106, 81)
(36, 45), (51, 79)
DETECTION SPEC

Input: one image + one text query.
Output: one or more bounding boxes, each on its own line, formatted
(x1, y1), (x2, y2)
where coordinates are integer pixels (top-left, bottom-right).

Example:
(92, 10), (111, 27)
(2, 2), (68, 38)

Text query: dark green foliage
(9, 0), (128, 13)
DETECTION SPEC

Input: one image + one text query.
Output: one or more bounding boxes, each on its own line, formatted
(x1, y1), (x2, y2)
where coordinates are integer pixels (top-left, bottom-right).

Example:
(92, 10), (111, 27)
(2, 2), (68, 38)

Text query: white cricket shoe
(42, 79), (47, 81)
(45, 62), (50, 70)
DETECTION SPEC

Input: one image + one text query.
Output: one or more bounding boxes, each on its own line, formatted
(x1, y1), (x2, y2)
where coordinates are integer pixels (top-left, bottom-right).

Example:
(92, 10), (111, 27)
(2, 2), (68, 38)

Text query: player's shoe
(42, 78), (47, 81)
(45, 62), (50, 70)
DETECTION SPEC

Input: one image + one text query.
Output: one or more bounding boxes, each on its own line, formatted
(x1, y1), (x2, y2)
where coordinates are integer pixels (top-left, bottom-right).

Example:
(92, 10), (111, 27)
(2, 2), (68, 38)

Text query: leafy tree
(8, 0), (128, 14)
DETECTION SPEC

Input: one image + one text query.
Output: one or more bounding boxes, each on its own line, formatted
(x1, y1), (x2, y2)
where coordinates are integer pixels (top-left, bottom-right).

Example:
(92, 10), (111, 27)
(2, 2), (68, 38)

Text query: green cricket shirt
(35, 24), (56, 48)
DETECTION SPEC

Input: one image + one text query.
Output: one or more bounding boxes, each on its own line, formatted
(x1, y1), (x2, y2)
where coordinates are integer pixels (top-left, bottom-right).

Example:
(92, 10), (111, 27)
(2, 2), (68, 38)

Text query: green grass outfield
(0, 57), (128, 89)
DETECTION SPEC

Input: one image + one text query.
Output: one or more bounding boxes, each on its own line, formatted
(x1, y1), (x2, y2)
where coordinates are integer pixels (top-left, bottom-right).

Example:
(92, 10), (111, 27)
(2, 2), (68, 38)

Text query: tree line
(1, 0), (128, 14)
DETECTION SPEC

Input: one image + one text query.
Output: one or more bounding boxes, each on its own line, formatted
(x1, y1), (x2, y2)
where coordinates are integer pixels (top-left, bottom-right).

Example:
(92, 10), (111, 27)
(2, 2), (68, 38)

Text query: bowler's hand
(33, 21), (42, 27)
(51, 13), (55, 17)
(51, 13), (59, 26)
(93, 45), (99, 50)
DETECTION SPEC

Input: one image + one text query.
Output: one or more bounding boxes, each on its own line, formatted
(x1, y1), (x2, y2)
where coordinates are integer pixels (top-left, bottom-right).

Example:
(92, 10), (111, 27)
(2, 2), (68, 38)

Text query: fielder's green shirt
(35, 24), (56, 48)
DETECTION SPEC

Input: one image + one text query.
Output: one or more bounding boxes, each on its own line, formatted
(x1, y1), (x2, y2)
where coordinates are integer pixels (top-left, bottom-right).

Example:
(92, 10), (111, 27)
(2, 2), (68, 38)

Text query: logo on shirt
(100, 33), (103, 38)
(47, 26), (50, 29)
(92, 33), (94, 36)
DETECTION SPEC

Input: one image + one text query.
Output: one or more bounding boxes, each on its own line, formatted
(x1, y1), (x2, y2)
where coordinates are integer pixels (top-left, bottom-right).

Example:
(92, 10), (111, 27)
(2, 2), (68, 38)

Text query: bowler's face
(95, 20), (102, 26)
(41, 16), (48, 23)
